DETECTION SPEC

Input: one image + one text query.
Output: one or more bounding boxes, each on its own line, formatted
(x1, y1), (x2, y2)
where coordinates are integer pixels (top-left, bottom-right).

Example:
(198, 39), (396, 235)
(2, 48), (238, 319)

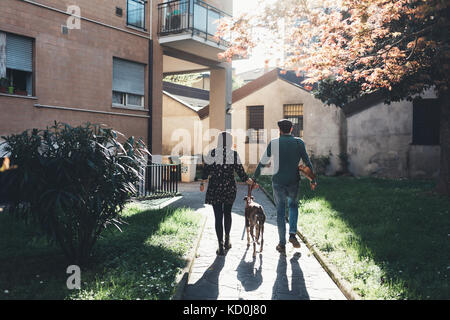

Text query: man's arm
(300, 142), (313, 171)
(253, 141), (272, 181)
(299, 142), (317, 184)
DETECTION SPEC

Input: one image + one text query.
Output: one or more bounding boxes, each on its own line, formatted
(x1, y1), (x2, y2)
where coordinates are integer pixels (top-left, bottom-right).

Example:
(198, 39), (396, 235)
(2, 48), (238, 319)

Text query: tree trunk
(435, 91), (450, 196)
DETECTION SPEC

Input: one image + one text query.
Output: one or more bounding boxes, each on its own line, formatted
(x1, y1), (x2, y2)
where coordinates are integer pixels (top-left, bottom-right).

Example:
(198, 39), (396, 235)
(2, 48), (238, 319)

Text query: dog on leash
(244, 184), (266, 258)
(299, 164), (317, 190)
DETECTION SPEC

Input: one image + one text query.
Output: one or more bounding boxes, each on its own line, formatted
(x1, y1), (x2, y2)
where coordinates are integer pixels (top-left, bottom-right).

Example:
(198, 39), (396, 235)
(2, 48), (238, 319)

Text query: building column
(150, 1), (163, 158)
(225, 66), (232, 130)
(210, 64), (232, 132)
(151, 46), (163, 158)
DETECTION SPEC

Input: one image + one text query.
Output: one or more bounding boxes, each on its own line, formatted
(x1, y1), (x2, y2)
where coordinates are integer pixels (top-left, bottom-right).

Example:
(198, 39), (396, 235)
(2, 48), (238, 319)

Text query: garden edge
(258, 184), (361, 300)
(171, 212), (208, 300)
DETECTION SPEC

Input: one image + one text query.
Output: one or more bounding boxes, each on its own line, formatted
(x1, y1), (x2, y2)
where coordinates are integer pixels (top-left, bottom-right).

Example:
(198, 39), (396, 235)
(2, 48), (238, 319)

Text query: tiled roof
(162, 81), (210, 101)
(342, 91), (386, 116)
(198, 68), (311, 119)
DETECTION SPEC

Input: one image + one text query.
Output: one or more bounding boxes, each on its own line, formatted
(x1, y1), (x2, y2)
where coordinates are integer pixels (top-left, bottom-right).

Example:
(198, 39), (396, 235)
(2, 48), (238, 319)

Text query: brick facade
(0, 0), (153, 145)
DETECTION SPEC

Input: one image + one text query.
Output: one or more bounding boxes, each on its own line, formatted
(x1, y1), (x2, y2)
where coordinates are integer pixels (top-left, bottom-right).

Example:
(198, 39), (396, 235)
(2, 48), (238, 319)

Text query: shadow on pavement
(182, 256), (225, 300)
(272, 252), (309, 300)
(237, 249), (263, 292)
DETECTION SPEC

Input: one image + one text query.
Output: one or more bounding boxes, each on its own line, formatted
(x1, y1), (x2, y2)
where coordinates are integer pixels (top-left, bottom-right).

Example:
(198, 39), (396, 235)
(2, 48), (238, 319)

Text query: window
(127, 0), (146, 29)
(247, 106), (264, 143)
(0, 33), (33, 96)
(412, 99), (440, 145)
(284, 104), (304, 137)
(112, 58), (145, 109)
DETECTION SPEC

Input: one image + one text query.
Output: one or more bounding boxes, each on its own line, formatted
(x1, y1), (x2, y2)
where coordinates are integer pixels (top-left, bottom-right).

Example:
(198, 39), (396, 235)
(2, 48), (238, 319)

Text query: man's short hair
(278, 119), (293, 134)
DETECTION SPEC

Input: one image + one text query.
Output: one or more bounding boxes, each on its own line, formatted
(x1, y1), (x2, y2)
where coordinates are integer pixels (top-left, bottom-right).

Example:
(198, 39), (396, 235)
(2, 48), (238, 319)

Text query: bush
(338, 152), (350, 174)
(1, 122), (149, 265)
(309, 151), (331, 175)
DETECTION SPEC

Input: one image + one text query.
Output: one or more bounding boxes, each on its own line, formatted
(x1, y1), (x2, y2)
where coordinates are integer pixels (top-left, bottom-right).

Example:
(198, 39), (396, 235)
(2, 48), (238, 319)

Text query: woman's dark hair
(217, 131), (233, 149)
(278, 119), (293, 134)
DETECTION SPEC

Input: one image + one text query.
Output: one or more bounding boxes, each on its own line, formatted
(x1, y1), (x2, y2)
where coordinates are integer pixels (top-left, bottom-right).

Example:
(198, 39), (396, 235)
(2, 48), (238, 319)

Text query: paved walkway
(171, 182), (346, 300)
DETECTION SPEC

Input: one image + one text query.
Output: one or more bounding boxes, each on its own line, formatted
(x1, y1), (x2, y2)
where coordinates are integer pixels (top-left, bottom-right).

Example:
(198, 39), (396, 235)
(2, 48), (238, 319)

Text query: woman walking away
(200, 132), (254, 256)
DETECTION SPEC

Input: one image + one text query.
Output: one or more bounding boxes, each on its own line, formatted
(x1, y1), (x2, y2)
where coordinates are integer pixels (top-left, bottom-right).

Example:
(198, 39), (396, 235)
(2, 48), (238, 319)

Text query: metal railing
(157, 0), (231, 47)
(137, 163), (181, 197)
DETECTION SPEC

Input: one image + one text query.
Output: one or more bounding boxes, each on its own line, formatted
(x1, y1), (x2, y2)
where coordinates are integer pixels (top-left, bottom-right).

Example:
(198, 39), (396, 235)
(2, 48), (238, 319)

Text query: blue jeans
(272, 182), (299, 246)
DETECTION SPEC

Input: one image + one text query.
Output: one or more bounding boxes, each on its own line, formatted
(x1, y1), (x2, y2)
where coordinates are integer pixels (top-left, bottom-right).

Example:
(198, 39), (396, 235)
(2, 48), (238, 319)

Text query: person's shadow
(272, 252), (309, 300)
(237, 248), (263, 292)
(182, 256), (225, 300)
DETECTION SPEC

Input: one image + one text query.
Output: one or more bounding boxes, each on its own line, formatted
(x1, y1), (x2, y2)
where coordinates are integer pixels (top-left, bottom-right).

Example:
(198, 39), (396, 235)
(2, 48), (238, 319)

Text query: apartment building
(0, 0), (233, 157)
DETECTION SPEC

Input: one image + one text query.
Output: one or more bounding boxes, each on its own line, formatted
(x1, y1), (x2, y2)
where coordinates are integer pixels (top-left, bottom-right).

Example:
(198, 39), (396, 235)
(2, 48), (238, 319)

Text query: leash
(246, 182), (257, 205)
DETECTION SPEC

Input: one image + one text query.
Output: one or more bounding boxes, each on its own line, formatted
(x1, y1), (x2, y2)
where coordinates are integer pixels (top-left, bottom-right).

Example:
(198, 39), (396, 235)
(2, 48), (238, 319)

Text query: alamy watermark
(66, 265), (81, 290)
(66, 5), (81, 30)
(161, 126), (283, 176)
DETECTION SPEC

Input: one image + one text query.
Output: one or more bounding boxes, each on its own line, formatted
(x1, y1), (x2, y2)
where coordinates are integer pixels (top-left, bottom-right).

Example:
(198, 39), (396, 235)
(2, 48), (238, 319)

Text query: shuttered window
(284, 104), (304, 137)
(247, 106), (264, 143)
(112, 57), (145, 108)
(412, 99), (440, 145)
(6, 33), (33, 72)
(113, 58), (145, 95)
(1, 32), (33, 96)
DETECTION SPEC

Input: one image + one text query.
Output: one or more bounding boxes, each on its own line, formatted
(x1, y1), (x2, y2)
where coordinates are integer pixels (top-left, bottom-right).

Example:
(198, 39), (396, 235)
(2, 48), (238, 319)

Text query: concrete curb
(258, 184), (360, 301)
(171, 212), (208, 300)
(132, 195), (183, 211)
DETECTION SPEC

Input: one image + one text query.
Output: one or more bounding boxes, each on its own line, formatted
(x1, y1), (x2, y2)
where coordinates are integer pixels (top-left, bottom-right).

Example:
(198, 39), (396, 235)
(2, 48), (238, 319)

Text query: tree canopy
(218, 0), (449, 195)
(219, 0), (449, 103)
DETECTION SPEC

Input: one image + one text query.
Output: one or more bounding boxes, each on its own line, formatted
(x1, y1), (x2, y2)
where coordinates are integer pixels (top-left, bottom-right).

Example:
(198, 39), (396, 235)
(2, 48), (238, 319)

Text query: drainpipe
(147, 1), (154, 192)
(339, 111), (348, 173)
(148, 0), (154, 159)
(148, 39), (153, 159)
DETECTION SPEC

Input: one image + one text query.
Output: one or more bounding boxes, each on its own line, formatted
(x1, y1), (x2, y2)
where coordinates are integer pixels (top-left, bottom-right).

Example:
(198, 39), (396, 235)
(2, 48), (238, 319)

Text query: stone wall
(346, 89), (440, 178)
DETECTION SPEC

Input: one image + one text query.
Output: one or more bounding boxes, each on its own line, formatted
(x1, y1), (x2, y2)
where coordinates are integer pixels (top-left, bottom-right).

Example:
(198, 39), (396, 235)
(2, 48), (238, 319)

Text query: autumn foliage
(218, 0), (449, 97)
(218, 0), (449, 195)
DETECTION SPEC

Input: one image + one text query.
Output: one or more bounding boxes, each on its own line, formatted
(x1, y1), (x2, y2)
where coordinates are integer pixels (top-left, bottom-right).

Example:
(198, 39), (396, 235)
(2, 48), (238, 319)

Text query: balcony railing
(157, 0), (231, 47)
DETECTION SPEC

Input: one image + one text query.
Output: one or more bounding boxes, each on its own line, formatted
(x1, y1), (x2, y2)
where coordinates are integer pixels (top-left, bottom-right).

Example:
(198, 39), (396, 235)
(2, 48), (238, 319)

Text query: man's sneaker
(276, 244), (286, 255)
(289, 234), (301, 248)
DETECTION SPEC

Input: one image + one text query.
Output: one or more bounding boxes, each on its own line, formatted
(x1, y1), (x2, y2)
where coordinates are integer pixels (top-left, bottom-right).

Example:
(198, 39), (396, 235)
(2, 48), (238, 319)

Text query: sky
(231, 0), (282, 75)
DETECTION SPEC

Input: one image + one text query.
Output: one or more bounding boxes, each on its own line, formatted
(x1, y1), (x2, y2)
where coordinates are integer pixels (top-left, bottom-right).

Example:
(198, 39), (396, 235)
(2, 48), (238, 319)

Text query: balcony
(157, 0), (231, 62)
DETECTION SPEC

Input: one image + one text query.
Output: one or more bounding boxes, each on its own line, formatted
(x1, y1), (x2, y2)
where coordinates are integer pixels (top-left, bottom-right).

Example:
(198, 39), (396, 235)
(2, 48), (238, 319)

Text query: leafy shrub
(309, 151), (331, 175)
(338, 152), (350, 174)
(1, 122), (148, 265)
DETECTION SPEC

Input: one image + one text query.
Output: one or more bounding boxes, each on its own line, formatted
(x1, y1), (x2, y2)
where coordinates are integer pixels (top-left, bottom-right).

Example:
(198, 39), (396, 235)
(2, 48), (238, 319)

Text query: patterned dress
(202, 148), (249, 205)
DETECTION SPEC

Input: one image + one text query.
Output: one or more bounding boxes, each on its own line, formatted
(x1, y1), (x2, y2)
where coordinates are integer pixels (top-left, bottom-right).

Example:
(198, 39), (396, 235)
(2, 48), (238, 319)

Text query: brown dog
(299, 164), (317, 190)
(244, 184), (266, 258)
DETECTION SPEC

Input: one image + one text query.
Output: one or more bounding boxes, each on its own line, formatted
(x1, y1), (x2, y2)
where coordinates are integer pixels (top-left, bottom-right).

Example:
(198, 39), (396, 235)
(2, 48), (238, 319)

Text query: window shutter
(248, 106), (264, 130)
(283, 104), (304, 137)
(6, 33), (33, 72)
(113, 58), (145, 96)
(248, 106), (264, 143)
(0, 33), (6, 78)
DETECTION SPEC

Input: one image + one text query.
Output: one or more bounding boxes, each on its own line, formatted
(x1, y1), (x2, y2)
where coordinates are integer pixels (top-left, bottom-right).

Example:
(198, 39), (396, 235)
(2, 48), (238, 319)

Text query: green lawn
(258, 175), (450, 299)
(0, 204), (201, 300)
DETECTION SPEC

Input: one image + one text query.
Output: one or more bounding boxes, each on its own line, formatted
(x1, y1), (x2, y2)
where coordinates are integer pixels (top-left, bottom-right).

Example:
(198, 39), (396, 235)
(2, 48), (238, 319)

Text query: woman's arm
(201, 150), (214, 180)
(254, 141), (272, 182)
(233, 151), (252, 184)
(200, 154), (211, 192)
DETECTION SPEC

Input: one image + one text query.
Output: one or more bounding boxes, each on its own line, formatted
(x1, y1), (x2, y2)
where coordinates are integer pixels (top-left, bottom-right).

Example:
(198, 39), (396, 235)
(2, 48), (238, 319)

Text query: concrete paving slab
(172, 182), (346, 300)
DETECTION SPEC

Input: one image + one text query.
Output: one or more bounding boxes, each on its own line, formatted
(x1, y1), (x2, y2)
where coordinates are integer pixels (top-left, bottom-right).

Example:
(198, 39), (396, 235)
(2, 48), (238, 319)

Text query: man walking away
(253, 119), (316, 255)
